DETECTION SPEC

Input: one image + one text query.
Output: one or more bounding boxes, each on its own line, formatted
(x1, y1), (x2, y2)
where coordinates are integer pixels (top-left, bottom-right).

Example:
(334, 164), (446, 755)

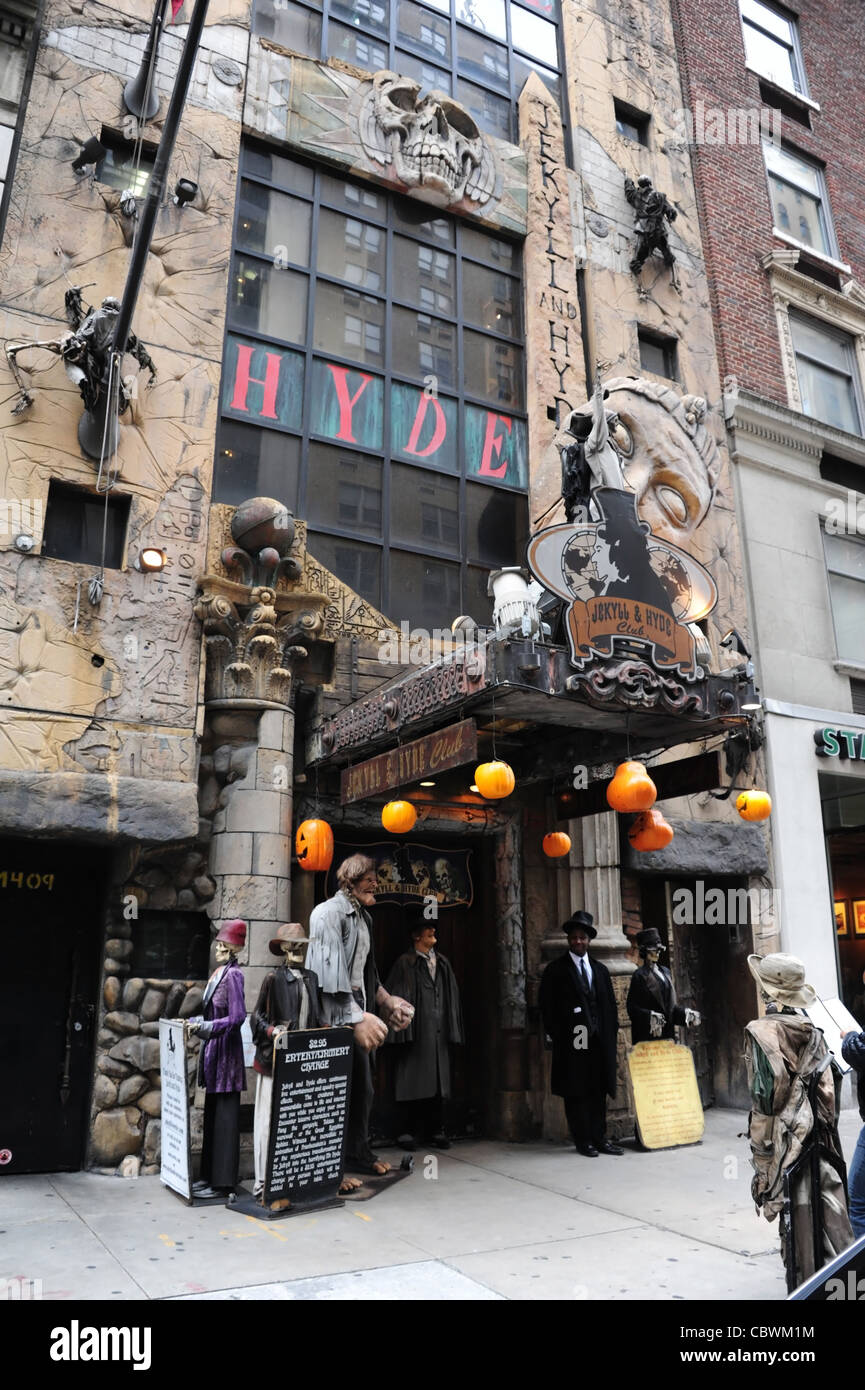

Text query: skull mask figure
(433, 857), (455, 901)
(377, 858), (401, 892)
(411, 858), (432, 892)
(361, 72), (495, 208)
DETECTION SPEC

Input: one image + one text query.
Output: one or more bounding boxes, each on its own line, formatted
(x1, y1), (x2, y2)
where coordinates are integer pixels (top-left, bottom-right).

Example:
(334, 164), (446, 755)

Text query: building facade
(0, 0), (777, 1175)
(671, 0), (865, 1027)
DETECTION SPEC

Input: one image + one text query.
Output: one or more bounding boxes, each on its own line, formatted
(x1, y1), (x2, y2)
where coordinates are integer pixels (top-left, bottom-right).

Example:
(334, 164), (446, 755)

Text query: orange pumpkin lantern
(474, 760), (515, 799)
(606, 760), (657, 814)
(295, 818), (334, 872)
(543, 832), (572, 858)
(628, 808), (674, 852)
(381, 799), (417, 833)
(736, 789), (772, 822)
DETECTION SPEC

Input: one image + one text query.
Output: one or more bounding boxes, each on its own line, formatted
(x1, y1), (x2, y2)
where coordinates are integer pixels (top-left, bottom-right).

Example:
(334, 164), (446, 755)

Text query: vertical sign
(159, 1019), (192, 1201)
(265, 1027), (353, 1207)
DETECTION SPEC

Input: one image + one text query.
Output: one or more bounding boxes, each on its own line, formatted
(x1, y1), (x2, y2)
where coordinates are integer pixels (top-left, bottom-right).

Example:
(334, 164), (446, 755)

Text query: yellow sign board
(627, 1040), (704, 1150)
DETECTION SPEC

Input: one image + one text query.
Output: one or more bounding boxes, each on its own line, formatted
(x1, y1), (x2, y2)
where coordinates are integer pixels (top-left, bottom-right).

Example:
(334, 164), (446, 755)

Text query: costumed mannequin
(744, 953), (853, 1288)
(385, 919), (464, 1150)
(187, 919), (247, 1199)
(249, 922), (325, 1204)
(626, 928), (700, 1043)
(538, 911), (623, 1157)
(306, 854), (413, 1176)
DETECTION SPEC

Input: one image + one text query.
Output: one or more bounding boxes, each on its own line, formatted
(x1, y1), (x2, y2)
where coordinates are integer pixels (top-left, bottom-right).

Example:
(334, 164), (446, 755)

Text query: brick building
(671, 0), (865, 1024)
(0, 0), (772, 1176)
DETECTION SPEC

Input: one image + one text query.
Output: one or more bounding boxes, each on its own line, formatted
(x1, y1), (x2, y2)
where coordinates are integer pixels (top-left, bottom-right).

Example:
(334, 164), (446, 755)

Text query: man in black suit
(539, 911), (623, 1157)
(626, 927), (700, 1043)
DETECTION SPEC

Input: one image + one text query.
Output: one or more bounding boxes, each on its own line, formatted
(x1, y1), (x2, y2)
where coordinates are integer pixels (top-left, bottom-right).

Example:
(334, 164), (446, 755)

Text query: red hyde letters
(328, 365), (372, 443)
(478, 413), (511, 478)
(230, 344), (281, 419)
(404, 393), (447, 458)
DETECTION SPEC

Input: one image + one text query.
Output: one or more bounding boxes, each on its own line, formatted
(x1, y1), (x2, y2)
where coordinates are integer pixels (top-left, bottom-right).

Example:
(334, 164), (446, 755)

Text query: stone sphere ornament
(231, 497), (296, 556)
(736, 789), (772, 822)
(382, 800), (418, 833)
(543, 832), (572, 858)
(474, 760), (516, 799)
(295, 819), (334, 872)
(606, 761), (657, 814)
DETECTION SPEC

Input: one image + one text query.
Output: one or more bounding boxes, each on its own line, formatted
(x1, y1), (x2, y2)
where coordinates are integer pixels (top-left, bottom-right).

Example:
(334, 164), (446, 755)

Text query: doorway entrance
(0, 839), (107, 1174)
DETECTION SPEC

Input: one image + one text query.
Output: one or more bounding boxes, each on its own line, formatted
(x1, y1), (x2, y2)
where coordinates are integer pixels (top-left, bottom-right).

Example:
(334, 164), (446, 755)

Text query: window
(790, 314), (861, 435)
(739, 0), (807, 97)
(763, 143), (836, 259)
(638, 328), (678, 380)
(218, 143), (529, 627)
(251, 0), (567, 146)
(131, 912), (212, 980)
(824, 532), (865, 664)
(41, 483), (130, 569)
(614, 98), (649, 147)
(95, 128), (158, 198)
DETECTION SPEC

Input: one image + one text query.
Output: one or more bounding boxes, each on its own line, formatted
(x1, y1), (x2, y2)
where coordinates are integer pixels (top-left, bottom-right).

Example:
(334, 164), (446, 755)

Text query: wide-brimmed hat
(563, 911), (596, 940)
(216, 919), (247, 949)
(747, 952), (816, 1008)
(636, 928), (665, 951)
(270, 922), (308, 956)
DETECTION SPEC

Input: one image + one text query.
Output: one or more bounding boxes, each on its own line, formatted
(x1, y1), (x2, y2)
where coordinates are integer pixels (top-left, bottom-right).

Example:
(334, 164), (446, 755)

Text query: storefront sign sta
(814, 727), (865, 760)
(340, 719), (477, 805)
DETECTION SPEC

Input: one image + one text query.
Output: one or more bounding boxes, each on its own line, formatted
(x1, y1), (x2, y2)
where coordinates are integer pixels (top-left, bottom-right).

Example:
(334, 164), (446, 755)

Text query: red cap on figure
(215, 919), (247, 948)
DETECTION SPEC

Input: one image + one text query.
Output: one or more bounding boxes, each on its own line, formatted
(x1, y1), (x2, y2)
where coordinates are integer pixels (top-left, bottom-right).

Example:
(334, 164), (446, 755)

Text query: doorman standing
(539, 911), (622, 1157)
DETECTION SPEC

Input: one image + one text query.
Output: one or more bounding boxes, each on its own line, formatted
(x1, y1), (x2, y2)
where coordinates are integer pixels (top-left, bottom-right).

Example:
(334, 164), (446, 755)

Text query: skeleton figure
(360, 71), (497, 208)
(433, 857), (466, 903)
(377, 858), (401, 892)
(624, 175), (678, 283)
(4, 286), (157, 417)
(410, 859), (432, 893)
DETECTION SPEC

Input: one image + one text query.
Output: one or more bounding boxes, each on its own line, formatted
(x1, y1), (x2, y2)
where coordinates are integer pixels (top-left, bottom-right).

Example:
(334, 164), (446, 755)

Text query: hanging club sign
(527, 488), (718, 679)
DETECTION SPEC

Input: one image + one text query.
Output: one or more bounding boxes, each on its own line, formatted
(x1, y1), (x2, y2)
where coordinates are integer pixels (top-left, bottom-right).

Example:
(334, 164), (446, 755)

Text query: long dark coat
(197, 960), (246, 1093)
(538, 950), (618, 1099)
(627, 963), (686, 1044)
(385, 951), (464, 1102)
(249, 964), (325, 1075)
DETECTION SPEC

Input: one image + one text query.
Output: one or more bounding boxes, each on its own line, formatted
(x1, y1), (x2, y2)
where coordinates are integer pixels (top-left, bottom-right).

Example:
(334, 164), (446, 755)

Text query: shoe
(396, 1134), (418, 1152)
(598, 1140), (624, 1155)
(193, 1185), (232, 1199)
(575, 1143), (599, 1157)
(429, 1134), (451, 1150)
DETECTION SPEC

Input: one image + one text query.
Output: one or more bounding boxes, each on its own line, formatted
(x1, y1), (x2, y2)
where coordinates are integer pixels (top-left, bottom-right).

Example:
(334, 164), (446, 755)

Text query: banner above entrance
(328, 842), (474, 907)
(341, 719), (477, 804)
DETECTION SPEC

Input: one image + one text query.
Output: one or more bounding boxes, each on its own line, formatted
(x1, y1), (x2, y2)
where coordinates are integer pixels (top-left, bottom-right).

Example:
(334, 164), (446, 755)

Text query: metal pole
(78, 0), (210, 460)
(123, 0), (170, 121)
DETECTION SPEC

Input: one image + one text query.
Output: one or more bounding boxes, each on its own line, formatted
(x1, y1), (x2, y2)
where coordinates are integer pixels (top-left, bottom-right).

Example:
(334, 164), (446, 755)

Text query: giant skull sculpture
(360, 71), (497, 208)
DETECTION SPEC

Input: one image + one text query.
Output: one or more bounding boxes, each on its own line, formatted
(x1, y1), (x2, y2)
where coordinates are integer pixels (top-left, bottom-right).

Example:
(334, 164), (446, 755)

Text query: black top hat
(563, 911), (597, 940)
(636, 927), (664, 951)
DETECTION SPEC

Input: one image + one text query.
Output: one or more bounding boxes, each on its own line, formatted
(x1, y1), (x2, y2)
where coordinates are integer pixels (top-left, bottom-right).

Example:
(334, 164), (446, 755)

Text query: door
(0, 840), (106, 1174)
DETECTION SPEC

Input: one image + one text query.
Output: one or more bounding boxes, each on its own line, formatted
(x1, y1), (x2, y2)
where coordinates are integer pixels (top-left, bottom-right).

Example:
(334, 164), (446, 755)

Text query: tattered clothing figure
(249, 922), (325, 1203)
(624, 175), (678, 280)
(744, 953), (853, 1289)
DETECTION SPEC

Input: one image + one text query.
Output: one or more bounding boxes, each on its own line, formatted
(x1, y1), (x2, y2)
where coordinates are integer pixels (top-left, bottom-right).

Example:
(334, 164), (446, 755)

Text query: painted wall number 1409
(0, 871), (54, 889)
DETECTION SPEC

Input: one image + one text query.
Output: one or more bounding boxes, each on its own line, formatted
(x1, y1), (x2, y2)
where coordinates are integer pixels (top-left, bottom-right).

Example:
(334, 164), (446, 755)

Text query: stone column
(493, 813), (535, 1138)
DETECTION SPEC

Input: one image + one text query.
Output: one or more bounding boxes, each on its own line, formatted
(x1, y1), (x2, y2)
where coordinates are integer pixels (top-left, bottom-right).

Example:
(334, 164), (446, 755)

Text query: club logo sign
(527, 489), (717, 678)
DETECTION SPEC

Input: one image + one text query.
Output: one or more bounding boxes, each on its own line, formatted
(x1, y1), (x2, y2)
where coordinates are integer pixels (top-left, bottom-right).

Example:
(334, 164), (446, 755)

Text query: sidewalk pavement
(2, 1107), (861, 1302)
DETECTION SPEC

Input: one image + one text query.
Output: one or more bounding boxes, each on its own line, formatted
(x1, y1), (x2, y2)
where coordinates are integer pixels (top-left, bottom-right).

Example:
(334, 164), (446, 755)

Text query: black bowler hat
(636, 927), (664, 951)
(563, 911), (597, 940)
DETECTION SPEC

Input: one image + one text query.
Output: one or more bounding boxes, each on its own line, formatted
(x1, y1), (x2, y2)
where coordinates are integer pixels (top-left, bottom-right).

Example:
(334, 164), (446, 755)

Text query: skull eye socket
(389, 86), (419, 112)
(439, 101), (480, 141)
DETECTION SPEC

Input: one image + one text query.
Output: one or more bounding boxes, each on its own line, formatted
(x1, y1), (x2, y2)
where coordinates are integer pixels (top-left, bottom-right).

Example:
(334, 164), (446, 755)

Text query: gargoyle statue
(4, 286), (156, 417)
(624, 175), (678, 285)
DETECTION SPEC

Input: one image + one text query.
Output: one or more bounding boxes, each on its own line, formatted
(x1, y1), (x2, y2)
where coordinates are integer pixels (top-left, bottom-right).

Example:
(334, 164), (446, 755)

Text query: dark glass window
(638, 328), (678, 380)
(215, 422), (301, 507)
(42, 483), (130, 569)
(95, 128), (157, 197)
(253, 0), (322, 55)
(614, 98), (650, 147)
(397, 0), (451, 59)
(131, 912), (212, 981)
(219, 144), (529, 628)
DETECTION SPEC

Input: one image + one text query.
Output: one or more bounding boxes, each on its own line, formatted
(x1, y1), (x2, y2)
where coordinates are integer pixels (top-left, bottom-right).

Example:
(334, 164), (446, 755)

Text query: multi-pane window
(763, 142), (836, 258)
(789, 314), (862, 436)
(216, 143), (528, 627)
(0, 8), (35, 226)
(738, 0), (808, 97)
(252, 0), (566, 146)
(824, 532), (865, 663)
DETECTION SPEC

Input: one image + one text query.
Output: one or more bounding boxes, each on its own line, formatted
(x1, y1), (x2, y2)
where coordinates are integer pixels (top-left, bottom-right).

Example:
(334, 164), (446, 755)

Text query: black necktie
(579, 958), (589, 990)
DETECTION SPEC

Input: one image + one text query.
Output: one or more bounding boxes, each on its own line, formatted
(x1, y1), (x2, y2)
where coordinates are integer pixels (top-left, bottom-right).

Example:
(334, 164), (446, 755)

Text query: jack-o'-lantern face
(295, 819), (334, 873)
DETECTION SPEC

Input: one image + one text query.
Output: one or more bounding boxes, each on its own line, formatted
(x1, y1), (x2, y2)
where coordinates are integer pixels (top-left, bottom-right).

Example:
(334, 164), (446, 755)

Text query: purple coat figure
(198, 960), (246, 1093)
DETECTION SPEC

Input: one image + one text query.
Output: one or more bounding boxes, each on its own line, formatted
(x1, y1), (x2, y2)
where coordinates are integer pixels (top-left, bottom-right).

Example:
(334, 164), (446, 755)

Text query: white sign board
(160, 1018), (191, 1200)
(805, 996), (862, 1075)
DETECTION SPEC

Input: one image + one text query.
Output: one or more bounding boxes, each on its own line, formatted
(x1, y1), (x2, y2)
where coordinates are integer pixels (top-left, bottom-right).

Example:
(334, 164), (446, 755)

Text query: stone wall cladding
(670, 0), (865, 401)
